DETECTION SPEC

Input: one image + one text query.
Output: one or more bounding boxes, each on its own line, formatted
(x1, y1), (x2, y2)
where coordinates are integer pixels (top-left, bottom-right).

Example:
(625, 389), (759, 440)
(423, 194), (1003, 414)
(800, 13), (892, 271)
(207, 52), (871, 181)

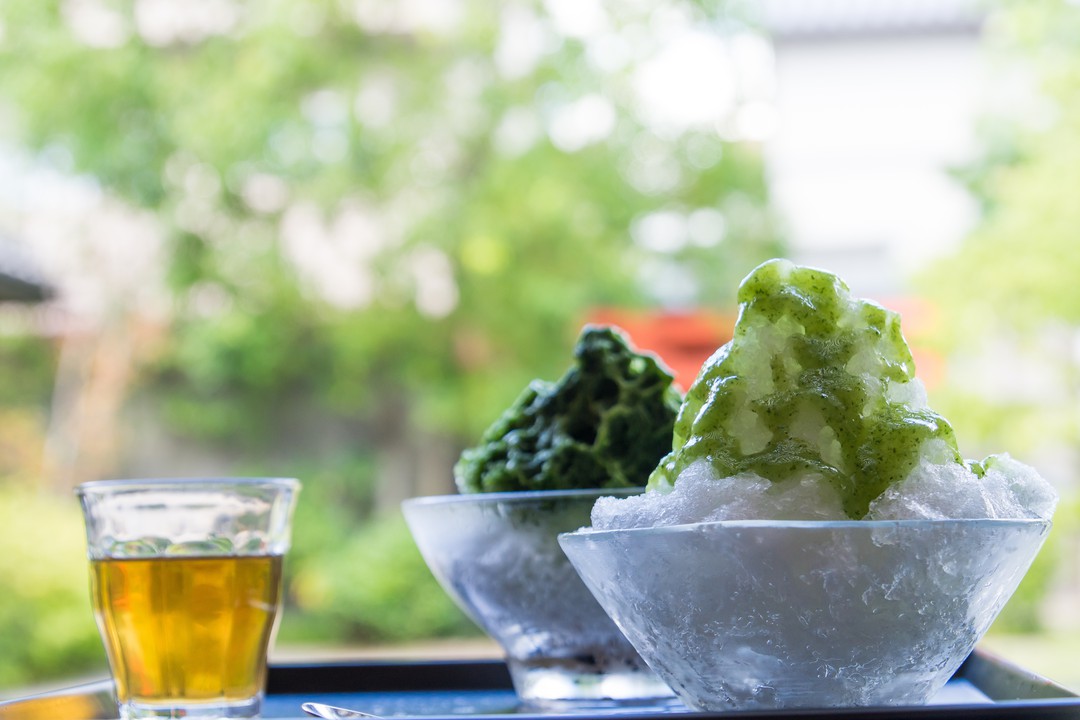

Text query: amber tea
(76, 478), (299, 719)
(91, 554), (283, 707)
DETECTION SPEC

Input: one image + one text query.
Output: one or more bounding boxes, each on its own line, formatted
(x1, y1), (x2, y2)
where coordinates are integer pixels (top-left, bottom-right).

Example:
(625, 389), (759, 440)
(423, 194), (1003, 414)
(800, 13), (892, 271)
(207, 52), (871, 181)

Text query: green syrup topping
(648, 259), (962, 519)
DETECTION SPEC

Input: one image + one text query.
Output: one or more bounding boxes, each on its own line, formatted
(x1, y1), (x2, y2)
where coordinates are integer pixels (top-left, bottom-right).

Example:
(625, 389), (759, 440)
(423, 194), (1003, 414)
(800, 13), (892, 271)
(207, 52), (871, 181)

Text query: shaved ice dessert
(593, 258), (1057, 529)
(559, 259), (1057, 711)
(403, 325), (680, 706)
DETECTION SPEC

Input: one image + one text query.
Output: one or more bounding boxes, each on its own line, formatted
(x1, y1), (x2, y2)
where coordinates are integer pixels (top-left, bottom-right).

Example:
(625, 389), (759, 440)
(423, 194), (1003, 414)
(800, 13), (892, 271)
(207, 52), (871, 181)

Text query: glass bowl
(558, 518), (1051, 711)
(401, 489), (674, 708)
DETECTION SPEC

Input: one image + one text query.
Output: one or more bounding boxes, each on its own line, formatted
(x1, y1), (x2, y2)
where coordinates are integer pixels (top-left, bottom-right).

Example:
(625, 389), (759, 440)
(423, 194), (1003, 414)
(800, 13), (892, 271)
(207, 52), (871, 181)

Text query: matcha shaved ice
(594, 259), (1057, 530)
(455, 325), (681, 493)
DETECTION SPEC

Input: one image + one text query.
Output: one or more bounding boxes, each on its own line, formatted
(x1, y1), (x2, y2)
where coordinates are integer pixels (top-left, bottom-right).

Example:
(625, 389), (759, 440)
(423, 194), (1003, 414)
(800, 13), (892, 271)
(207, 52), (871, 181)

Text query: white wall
(766, 34), (984, 297)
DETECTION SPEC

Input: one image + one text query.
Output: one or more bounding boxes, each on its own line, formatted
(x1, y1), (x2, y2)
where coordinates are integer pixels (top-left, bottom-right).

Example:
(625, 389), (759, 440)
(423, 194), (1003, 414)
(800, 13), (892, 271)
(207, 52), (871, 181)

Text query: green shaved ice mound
(455, 325), (682, 493)
(648, 259), (963, 519)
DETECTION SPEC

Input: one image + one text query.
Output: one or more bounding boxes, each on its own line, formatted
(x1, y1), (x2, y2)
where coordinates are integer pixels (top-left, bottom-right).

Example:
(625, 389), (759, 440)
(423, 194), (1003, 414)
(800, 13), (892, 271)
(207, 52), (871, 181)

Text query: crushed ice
(592, 442), (1058, 530)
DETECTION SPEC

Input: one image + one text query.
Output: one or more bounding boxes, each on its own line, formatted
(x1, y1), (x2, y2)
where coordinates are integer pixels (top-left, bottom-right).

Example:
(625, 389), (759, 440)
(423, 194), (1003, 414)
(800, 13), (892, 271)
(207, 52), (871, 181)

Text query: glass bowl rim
(559, 516), (1051, 541)
(403, 486), (645, 508)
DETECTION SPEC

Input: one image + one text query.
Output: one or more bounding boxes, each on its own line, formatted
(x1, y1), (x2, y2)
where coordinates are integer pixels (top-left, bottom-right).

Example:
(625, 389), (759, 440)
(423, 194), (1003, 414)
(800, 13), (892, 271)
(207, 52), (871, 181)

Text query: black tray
(1, 649), (1077, 720)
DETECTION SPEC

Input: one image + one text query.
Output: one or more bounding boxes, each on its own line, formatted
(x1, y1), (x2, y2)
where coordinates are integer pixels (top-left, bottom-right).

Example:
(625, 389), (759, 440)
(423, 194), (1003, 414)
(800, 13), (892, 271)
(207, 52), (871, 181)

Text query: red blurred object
(586, 308), (736, 392)
(871, 295), (944, 390)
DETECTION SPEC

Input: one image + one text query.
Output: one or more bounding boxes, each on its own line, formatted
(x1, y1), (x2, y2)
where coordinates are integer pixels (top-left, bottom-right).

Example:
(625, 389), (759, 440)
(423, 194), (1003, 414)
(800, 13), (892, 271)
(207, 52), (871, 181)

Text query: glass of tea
(75, 478), (300, 720)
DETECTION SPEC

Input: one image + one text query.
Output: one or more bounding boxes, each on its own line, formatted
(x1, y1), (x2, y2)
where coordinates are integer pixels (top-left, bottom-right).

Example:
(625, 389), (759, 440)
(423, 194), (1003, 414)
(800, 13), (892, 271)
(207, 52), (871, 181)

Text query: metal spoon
(301, 701), (384, 719)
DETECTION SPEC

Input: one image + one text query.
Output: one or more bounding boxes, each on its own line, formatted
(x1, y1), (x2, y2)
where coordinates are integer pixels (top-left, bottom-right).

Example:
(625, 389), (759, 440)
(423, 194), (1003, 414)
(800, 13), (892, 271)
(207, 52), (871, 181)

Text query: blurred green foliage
(919, 0), (1080, 633)
(286, 511), (479, 643)
(0, 0), (783, 446)
(276, 453), (478, 643)
(0, 334), (85, 691)
(0, 487), (106, 688)
(0, 335), (57, 409)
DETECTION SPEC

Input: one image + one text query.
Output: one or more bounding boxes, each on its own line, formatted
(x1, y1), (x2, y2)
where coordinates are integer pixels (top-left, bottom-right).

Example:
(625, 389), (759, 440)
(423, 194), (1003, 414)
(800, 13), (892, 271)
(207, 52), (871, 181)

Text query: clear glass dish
(402, 489), (674, 708)
(559, 517), (1051, 711)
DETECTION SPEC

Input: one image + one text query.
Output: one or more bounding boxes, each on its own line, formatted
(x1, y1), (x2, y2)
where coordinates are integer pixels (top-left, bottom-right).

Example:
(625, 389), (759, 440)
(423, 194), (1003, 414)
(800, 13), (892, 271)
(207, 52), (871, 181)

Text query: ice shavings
(870, 452), (1058, 521)
(592, 461), (846, 529)
(592, 444), (1058, 530)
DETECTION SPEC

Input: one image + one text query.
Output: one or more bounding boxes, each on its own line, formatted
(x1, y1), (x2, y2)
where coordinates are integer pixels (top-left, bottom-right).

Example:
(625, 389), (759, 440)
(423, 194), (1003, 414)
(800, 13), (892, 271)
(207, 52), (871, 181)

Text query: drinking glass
(76, 478), (300, 720)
